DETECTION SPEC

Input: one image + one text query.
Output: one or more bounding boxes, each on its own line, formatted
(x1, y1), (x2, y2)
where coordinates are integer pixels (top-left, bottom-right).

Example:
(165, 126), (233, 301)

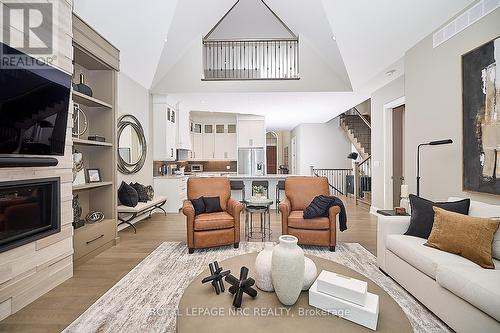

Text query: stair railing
(311, 167), (352, 196)
(354, 156), (372, 205)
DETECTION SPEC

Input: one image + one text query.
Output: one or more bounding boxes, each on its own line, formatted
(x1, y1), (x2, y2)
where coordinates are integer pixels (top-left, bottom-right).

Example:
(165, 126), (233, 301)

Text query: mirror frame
(117, 114), (147, 174)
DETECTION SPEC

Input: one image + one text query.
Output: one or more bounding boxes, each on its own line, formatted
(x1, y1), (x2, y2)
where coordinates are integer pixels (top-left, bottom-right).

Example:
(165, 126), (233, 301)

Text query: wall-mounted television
(0, 42), (71, 156)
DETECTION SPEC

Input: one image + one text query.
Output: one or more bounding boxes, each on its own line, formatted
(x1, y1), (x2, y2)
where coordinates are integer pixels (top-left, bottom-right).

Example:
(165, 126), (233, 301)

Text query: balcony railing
(202, 39), (299, 81)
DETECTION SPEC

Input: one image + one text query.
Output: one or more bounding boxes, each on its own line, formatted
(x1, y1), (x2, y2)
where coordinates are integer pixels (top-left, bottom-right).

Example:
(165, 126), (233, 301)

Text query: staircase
(340, 110), (371, 160)
(339, 107), (372, 206)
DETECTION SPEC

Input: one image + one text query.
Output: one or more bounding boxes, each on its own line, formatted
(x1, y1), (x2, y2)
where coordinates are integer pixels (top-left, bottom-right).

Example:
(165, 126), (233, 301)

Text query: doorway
(266, 132), (278, 174)
(291, 136), (297, 175)
(392, 105), (405, 208)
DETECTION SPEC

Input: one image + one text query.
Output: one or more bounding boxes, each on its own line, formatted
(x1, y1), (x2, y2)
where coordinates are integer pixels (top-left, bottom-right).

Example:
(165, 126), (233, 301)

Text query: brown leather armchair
(279, 176), (340, 251)
(182, 177), (243, 254)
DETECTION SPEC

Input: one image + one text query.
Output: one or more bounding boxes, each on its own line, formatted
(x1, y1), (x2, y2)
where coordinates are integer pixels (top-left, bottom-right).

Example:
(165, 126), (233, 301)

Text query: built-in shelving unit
(71, 14), (120, 264)
(72, 90), (113, 109)
(73, 138), (113, 147)
(73, 181), (113, 191)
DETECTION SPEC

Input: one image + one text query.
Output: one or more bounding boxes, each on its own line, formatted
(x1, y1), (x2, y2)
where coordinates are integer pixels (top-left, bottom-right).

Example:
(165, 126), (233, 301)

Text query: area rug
(63, 242), (450, 333)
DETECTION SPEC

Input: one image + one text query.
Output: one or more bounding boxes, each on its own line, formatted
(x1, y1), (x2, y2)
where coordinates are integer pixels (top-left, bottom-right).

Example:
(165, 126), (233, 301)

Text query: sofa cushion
(425, 207), (499, 268)
(386, 234), (487, 279)
(436, 265), (500, 321)
(450, 197), (500, 261)
(194, 212), (234, 231)
(288, 210), (329, 230)
(405, 195), (470, 239)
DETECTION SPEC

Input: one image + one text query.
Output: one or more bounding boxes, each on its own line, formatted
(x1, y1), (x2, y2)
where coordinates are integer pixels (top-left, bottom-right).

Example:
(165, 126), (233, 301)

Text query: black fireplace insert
(0, 177), (60, 253)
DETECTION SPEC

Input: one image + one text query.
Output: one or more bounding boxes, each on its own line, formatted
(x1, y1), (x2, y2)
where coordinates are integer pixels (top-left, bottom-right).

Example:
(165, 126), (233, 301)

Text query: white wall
(404, 7), (500, 205)
(117, 73), (153, 186)
(291, 118), (351, 175)
(370, 76), (405, 210)
(151, 36), (351, 93)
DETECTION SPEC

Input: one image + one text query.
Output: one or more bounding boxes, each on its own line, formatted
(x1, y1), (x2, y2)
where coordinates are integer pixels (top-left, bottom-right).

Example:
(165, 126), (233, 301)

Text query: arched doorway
(266, 132), (278, 174)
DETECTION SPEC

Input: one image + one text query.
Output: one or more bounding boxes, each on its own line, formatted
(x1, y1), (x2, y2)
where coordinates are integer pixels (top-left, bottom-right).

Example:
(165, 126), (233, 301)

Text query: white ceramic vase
(271, 235), (304, 305)
(302, 257), (317, 290)
(254, 243), (274, 292)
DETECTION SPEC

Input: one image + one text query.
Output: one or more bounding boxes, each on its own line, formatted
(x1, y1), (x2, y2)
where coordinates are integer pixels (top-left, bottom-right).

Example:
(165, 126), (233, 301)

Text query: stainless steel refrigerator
(238, 148), (265, 175)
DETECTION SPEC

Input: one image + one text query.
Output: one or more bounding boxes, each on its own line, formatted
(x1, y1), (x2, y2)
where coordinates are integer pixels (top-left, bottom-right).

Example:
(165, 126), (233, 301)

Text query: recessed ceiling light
(332, 36), (336, 41)
(385, 69), (396, 77)
(164, 38), (168, 43)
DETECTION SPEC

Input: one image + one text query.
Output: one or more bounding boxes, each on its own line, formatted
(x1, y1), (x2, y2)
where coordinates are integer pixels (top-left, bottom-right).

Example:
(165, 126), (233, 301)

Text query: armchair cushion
(194, 212), (234, 231)
(203, 196), (223, 213)
(288, 210), (330, 230)
(191, 197), (205, 216)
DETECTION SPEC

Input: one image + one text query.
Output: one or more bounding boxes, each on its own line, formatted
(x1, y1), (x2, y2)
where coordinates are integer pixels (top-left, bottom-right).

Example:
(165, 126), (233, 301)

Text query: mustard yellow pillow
(425, 207), (500, 268)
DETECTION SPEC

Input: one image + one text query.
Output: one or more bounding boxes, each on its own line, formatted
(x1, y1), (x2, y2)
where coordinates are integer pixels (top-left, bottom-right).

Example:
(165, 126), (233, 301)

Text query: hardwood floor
(0, 198), (375, 333)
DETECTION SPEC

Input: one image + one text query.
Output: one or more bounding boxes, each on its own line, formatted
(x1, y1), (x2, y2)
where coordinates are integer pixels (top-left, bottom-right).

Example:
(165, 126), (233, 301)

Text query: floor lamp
(417, 139), (453, 196)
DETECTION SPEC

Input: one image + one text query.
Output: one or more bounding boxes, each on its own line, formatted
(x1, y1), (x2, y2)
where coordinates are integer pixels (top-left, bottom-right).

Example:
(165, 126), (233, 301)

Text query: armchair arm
(328, 205), (341, 247)
(279, 197), (292, 236)
(227, 198), (243, 244)
(377, 215), (411, 270)
(182, 200), (195, 249)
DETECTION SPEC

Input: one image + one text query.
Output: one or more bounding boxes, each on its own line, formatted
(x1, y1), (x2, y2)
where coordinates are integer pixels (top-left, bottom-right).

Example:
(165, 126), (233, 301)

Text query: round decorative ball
(302, 256), (317, 290)
(254, 243), (274, 292)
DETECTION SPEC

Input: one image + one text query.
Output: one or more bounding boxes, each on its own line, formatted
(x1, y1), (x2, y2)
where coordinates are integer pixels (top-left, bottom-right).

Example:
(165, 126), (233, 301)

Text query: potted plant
(253, 185), (265, 198)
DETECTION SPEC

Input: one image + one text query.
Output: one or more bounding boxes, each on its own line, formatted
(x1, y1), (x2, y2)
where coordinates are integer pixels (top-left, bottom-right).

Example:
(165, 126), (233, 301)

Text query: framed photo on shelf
(86, 168), (102, 183)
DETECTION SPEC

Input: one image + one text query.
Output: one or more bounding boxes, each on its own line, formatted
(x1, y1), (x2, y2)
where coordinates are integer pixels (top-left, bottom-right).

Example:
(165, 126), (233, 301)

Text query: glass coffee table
(242, 197), (273, 241)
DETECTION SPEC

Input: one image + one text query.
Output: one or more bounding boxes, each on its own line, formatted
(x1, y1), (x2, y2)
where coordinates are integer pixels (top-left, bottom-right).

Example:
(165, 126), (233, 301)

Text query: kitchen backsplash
(153, 160), (237, 176)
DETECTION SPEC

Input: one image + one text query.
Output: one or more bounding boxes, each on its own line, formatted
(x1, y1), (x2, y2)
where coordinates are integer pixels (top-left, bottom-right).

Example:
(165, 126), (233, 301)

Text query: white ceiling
(73, 0), (475, 129)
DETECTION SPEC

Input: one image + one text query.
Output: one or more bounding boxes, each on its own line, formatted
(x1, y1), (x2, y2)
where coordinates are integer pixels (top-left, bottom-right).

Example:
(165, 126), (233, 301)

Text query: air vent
(433, 0), (499, 48)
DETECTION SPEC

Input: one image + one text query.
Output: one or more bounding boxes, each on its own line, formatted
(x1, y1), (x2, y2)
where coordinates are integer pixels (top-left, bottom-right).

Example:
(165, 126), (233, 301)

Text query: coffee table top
(177, 253), (412, 333)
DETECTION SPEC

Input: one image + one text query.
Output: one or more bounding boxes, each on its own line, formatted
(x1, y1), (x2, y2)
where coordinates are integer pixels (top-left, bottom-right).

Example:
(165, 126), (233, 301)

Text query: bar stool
(251, 180), (269, 198)
(230, 180), (246, 201)
(275, 180), (285, 209)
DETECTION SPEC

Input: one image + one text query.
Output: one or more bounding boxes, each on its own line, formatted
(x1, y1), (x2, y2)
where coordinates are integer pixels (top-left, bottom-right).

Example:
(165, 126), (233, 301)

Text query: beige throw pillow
(425, 207), (500, 269)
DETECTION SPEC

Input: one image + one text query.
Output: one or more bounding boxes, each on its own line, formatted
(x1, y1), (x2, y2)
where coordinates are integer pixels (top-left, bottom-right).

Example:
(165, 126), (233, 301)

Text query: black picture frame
(86, 168), (102, 183)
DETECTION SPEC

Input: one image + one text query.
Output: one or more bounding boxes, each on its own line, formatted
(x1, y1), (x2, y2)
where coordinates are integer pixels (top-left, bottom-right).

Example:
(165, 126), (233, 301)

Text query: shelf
(73, 138), (113, 147)
(72, 91), (112, 108)
(73, 181), (113, 191)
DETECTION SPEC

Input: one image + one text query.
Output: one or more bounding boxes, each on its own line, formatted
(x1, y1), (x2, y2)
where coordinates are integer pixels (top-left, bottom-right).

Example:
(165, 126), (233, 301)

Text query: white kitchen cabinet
(177, 105), (191, 150)
(202, 124), (215, 159)
(153, 102), (177, 161)
(190, 132), (203, 160)
(214, 123), (237, 159)
(153, 176), (188, 213)
(237, 119), (265, 148)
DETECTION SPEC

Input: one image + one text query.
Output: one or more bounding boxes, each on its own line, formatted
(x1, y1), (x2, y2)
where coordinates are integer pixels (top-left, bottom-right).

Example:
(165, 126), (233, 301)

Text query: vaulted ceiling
(74, 0), (475, 129)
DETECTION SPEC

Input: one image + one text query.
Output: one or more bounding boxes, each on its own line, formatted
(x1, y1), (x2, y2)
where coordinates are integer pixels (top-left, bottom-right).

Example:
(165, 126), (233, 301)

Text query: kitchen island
(153, 173), (295, 211)
(227, 174), (289, 205)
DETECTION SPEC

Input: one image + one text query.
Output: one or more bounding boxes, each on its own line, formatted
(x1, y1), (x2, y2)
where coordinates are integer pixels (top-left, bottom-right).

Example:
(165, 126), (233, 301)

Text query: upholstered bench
(117, 196), (167, 233)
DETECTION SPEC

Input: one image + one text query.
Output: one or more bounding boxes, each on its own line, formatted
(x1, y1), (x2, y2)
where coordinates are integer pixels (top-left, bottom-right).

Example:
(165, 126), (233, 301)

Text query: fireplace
(0, 177), (60, 253)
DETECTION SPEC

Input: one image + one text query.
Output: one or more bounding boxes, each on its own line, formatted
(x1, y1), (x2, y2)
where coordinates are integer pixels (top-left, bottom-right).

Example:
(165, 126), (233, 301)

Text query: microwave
(191, 164), (203, 172)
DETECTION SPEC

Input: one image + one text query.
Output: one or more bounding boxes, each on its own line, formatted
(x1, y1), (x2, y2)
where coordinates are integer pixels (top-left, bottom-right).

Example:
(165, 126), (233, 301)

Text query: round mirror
(117, 115), (147, 174)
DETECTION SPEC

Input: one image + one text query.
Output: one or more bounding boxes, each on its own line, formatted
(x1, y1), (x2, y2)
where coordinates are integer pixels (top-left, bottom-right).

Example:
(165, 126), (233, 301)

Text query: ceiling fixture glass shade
(202, 0), (299, 81)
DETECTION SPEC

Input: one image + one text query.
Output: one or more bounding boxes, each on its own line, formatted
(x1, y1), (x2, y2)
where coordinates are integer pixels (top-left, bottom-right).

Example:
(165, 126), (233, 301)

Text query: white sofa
(377, 198), (500, 333)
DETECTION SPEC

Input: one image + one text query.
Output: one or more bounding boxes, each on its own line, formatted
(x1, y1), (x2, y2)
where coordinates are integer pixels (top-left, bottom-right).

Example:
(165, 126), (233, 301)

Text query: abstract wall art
(462, 37), (500, 195)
